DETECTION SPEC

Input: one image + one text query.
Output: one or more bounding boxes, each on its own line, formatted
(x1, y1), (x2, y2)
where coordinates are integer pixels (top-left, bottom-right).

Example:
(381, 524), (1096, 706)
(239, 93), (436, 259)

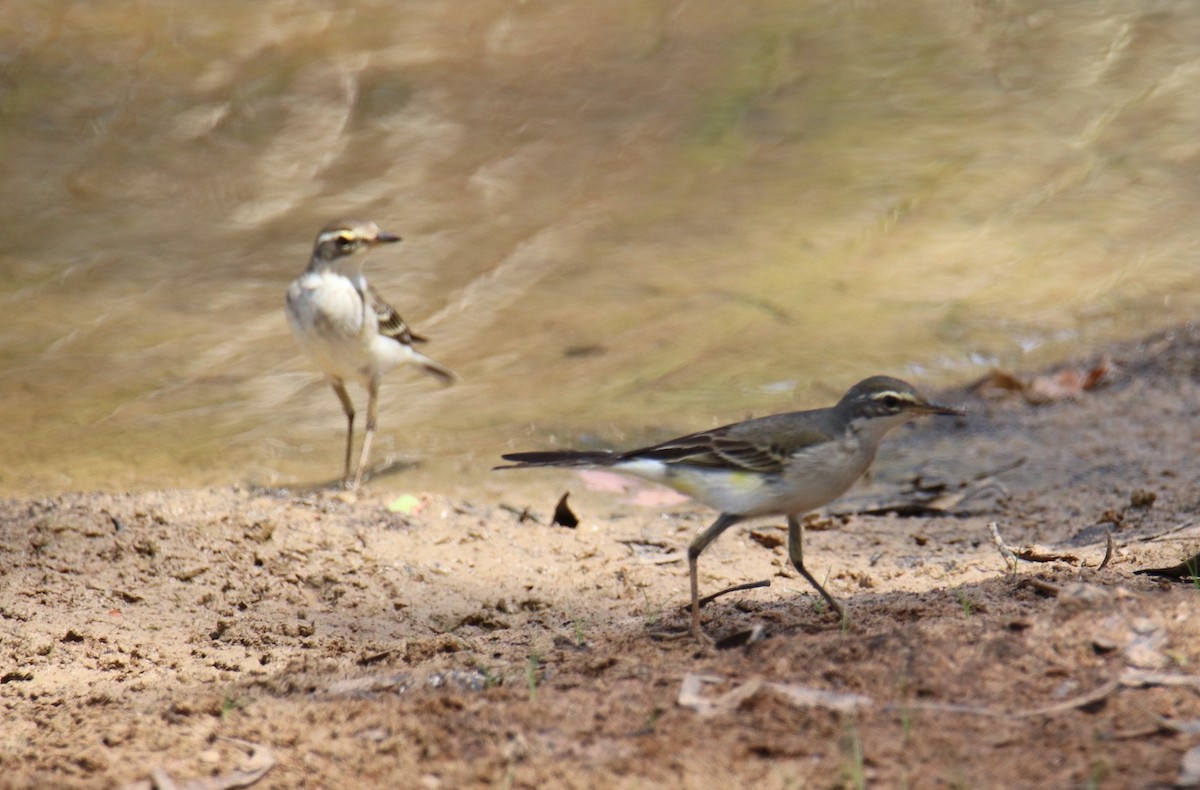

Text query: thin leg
(331, 380), (355, 488)
(687, 513), (742, 643)
(787, 515), (843, 618)
(352, 377), (380, 489)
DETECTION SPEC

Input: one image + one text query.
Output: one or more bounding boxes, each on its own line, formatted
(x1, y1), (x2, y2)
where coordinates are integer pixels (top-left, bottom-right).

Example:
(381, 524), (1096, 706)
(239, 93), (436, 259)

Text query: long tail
(495, 450), (617, 469)
(412, 350), (458, 387)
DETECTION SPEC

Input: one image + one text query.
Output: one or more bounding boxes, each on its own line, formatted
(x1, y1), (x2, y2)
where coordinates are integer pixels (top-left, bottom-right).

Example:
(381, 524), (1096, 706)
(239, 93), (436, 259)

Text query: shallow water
(1, 0), (1198, 494)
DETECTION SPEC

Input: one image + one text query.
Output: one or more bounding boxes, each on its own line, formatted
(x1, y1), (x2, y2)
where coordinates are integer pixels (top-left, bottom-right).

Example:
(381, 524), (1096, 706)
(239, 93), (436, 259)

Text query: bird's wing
(368, 285), (427, 345)
(625, 413), (835, 475)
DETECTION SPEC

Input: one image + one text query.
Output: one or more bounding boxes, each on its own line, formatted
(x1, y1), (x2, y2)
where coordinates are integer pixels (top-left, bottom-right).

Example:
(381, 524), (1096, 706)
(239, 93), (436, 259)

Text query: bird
(285, 219), (455, 489)
(497, 376), (962, 643)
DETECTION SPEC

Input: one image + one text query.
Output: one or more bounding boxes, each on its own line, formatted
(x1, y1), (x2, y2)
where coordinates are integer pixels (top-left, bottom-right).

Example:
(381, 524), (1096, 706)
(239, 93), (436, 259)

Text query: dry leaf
(552, 492), (579, 528)
(970, 360), (1116, 405)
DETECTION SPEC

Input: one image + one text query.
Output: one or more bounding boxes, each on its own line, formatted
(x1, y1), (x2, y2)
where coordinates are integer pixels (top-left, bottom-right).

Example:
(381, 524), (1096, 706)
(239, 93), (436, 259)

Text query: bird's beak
(920, 400), (965, 417)
(373, 232), (402, 245)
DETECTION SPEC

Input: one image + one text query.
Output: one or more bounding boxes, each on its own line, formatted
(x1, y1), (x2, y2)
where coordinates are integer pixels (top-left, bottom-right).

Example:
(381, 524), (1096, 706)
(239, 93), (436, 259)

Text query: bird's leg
(331, 380), (355, 488)
(786, 515), (844, 618)
(352, 377), (380, 489)
(687, 513), (743, 644)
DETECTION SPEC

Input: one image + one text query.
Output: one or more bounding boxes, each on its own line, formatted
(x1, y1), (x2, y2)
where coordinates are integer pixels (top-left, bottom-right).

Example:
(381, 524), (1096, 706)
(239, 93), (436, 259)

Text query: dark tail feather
(414, 352), (457, 387)
(495, 450), (616, 470)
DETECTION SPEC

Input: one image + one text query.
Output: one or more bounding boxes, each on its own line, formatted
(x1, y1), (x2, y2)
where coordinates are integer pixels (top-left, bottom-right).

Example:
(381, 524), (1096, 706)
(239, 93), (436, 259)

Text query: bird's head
(837, 375), (963, 438)
(311, 219), (401, 262)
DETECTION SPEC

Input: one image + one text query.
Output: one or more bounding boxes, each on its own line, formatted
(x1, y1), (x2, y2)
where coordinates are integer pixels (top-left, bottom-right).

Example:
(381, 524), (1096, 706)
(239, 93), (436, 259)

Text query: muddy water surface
(2, 0), (1198, 493)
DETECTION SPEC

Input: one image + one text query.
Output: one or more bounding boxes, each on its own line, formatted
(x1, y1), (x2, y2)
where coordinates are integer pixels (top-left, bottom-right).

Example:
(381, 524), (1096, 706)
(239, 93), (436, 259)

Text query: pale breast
(771, 431), (876, 514)
(285, 271), (378, 381)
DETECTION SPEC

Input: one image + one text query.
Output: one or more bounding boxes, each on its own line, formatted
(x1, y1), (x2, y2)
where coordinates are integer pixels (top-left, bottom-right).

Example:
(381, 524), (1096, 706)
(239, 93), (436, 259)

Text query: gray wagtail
(497, 376), (962, 642)
(285, 219), (455, 489)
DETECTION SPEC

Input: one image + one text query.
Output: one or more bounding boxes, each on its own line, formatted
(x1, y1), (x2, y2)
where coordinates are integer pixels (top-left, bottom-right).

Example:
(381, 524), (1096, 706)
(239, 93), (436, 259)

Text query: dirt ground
(3, 324), (1200, 789)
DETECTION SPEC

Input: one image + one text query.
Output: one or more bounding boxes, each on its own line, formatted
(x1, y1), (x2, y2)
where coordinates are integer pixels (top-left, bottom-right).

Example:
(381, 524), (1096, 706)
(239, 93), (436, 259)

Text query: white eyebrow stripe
(317, 230), (346, 243)
(871, 390), (915, 401)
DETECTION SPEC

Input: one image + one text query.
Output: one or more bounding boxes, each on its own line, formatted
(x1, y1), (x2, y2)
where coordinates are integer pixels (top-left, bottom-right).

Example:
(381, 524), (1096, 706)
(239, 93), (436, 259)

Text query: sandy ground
(3, 324), (1200, 789)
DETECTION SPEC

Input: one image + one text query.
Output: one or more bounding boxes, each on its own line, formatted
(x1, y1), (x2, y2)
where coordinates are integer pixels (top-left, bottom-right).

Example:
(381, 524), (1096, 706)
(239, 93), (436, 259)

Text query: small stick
(989, 522), (1018, 573)
(1098, 529), (1114, 570)
(1121, 668), (1200, 689)
(1018, 577), (1062, 597)
(887, 676), (1119, 719)
(1131, 519), (1200, 544)
(616, 538), (674, 549)
(973, 457), (1027, 480)
(990, 521), (1084, 565)
(694, 579), (772, 610)
(1013, 677), (1120, 718)
(1014, 547), (1080, 563)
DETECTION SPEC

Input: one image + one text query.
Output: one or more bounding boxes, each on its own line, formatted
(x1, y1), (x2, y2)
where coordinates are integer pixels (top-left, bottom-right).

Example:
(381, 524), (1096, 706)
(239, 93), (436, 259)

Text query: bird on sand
(497, 376), (962, 642)
(286, 219), (455, 489)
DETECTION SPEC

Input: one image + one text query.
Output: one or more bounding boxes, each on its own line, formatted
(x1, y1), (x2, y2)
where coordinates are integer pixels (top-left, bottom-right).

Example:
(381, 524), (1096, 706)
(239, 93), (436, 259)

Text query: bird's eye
(335, 235), (353, 249)
(881, 395), (901, 409)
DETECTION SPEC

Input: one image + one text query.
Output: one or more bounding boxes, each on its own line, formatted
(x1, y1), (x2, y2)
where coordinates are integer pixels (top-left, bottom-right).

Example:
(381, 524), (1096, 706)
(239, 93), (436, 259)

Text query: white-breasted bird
(498, 376), (961, 643)
(286, 219), (455, 489)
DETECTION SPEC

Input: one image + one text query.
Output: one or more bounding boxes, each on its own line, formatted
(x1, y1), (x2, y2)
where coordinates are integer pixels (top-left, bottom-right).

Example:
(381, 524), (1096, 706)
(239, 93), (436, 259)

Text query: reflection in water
(1, 1), (1198, 493)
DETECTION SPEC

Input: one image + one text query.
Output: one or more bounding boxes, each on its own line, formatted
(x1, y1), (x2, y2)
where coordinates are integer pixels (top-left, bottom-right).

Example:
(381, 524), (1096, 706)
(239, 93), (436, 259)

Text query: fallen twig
(1012, 677), (1120, 718)
(129, 738), (275, 790)
(888, 677), (1120, 719)
(1129, 520), (1200, 544)
(681, 669), (1200, 724)
(1013, 547), (1081, 563)
(1098, 529), (1114, 570)
(951, 480), (1011, 513)
(694, 579), (771, 610)
(1120, 668), (1200, 689)
(714, 624), (767, 650)
(1153, 715), (1200, 735)
(323, 672), (411, 696)
(836, 478), (1009, 518)
(990, 521), (1119, 568)
(615, 538), (674, 549)
(989, 522), (1018, 573)
(1017, 577), (1062, 597)
(973, 457), (1027, 480)
(678, 674), (870, 717)
(678, 674), (762, 716)
(640, 551), (686, 566)
(886, 700), (1013, 718)
(617, 537), (684, 565)
(498, 503), (537, 523)
(771, 682), (872, 713)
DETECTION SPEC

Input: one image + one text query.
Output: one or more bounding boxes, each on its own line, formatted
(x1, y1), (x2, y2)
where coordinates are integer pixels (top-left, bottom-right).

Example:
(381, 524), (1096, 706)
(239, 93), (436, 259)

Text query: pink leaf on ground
(576, 470), (633, 493)
(575, 470), (690, 508)
(625, 487), (690, 508)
